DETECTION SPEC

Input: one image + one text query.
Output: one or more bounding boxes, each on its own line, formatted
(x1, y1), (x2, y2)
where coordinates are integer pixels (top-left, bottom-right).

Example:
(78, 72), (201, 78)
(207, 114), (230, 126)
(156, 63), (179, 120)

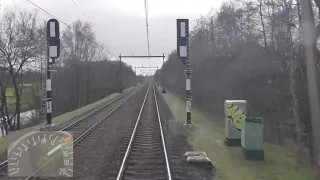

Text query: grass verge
(161, 90), (316, 180)
(0, 86), (136, 154)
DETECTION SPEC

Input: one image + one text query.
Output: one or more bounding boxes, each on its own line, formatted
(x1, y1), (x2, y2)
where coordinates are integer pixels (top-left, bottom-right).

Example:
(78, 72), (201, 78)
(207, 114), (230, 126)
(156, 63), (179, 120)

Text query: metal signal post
(119, 54), (123, 93)
(45, 19), (60, 126)
(161, 53), (166, 93)
(177, 19), (192, 124)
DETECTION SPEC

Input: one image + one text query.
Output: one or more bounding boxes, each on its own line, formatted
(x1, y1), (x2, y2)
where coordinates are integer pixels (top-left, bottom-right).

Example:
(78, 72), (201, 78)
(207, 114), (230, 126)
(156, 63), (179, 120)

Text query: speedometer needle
(47, 135), (72, 156)
(47, 143), (63, 156)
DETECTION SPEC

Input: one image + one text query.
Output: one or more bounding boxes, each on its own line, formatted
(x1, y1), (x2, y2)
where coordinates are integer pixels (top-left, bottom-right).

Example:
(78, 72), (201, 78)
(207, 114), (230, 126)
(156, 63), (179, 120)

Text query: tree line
(0, 9), (138, 134)
(156, 0), (320, 166)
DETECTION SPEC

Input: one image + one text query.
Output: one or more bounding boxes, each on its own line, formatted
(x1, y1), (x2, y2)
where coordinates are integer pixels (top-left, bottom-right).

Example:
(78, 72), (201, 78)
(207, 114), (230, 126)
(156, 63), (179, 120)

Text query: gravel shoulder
(155, 86), (212, 180)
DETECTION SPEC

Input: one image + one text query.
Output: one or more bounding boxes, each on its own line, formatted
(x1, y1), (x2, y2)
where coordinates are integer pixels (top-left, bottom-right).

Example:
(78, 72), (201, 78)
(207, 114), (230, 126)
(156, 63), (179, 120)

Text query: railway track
(116, 84), (171, 180)
(0, 83), (146, 179)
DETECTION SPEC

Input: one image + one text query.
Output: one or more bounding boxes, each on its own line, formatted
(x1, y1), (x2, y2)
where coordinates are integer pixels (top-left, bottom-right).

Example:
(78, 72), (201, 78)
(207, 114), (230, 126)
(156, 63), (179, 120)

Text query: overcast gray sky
(0, 0), (223, 75)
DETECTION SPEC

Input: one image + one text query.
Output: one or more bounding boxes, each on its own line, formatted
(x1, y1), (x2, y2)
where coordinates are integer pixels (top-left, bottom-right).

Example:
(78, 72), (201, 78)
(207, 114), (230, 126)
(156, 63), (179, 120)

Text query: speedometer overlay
(7, 131), (74, 177)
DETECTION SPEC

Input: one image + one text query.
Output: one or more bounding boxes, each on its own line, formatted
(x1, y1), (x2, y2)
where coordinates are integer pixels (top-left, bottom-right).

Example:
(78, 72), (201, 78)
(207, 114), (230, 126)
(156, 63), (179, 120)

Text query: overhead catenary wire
(144, 0), (151, 67)
(77, 0), (93, 17)
(25, 0), (117, 59)
(71, 0), (87, 17)
(70, 0), (96, 29)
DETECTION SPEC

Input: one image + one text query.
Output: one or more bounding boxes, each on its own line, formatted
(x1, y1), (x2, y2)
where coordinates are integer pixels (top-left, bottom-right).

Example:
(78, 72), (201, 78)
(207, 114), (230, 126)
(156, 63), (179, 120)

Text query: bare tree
(62, 20), (99, 107)
(0, 10), (42, 130)
(0, 9), (137, 133)
(156, 0), (320, 166)
(0, 57), (10, 134)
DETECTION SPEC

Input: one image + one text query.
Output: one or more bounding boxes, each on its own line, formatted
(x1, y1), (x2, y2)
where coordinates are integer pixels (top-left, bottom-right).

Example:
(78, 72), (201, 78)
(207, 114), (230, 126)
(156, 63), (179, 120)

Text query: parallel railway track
(0, 84), (146, 179)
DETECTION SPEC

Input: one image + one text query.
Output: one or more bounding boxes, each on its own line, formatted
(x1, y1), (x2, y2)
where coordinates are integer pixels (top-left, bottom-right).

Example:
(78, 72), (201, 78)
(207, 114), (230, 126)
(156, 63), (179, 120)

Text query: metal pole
(119, 54), (123, 93)
(42, 19), (60, 129)
(161, 53), (166, 93)
(185, 60), (192, 124)
(185, 27), (192, 124)
(45, 27), (52, 125)
(162, 53), (165, 65)
(46, 60), (52, 125)
(177, 19), (192, 124)
(43, 21), (53, 126)
(40, 21), (46, 123)
(301, 0), (320, 169)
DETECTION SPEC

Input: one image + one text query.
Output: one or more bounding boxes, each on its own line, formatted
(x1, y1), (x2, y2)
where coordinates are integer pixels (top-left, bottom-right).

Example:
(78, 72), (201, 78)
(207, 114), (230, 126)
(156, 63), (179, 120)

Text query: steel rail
(0, 85), (142, 172)
(23, 83), (147, 180)
(115, 83), (151, 180)
(0, 84), (145, 179)
(153, 84), (172, 180)
(115, 83), (172, 180)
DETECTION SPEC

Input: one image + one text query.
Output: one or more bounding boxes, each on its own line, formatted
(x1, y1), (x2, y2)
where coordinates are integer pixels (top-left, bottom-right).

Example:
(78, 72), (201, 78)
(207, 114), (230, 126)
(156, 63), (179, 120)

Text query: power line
(70, 0), (96, 29)
(77, 0), (93, 17)
(69, 0), (90, 28)
(71, 0), (86, 17)
(25, 0), (117, 59)
(144, 0), (151, 67)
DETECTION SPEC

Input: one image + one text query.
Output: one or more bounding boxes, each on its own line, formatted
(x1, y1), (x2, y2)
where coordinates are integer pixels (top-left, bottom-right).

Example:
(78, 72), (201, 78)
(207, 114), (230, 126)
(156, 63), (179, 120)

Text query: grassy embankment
(0, 86), (136, 153)
(162, 90), (316, 180)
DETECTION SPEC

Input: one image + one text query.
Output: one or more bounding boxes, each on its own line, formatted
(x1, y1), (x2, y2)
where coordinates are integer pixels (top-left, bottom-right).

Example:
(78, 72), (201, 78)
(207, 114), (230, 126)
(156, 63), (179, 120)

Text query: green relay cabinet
(224, 100), (247, 146)
(241, 117), (264, 161)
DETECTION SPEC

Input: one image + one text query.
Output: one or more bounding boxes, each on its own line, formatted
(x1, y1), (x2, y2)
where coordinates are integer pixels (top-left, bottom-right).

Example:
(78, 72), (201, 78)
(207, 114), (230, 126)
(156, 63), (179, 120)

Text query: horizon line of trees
(0, 8), (139, 134)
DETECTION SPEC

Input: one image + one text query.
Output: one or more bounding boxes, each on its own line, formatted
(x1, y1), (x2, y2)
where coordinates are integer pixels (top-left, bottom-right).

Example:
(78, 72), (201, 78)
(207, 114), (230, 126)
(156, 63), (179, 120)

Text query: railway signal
(47, 19), (60, 64)
(45, 19), (60, 126)
(177, 19), (192, 125)
(177, 19), (188, 64)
